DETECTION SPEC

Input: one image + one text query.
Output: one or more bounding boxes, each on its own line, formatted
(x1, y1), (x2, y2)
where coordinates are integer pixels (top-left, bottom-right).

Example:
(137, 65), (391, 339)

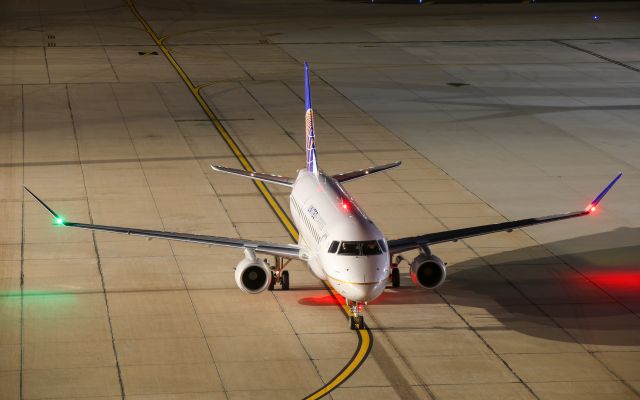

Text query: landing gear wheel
(268, 272), (276, 291)
(391, 267), (400, 288)
(281, 270), (290, 290)
(349, 315), (364, 330)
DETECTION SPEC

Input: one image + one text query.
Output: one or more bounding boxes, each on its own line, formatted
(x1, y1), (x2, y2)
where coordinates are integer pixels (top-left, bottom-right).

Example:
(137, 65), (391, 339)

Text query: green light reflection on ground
(0, 290), (77, 317)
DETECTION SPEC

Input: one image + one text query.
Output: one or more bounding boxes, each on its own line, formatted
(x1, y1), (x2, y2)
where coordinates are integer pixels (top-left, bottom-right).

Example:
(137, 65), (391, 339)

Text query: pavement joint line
(125, 1), (373, 398)
(19, 84), (25, 400)
(3, 36), (640, 48)
(0, 148), (411, 168)
(66, 83), (126, 399)
(553, 39), (640, 73)
(108, 80), (228, 396)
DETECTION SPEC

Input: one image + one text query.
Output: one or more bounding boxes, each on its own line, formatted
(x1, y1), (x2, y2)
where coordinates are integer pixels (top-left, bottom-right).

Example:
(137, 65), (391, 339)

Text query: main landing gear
(348, 300), (365, 330)
(390, 255), (404, 288)
(268, 256), (291, 291)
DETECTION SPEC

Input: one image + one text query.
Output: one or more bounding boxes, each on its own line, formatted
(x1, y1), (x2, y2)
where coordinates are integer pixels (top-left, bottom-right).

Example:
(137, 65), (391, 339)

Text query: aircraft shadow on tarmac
(300, 227), (640, 346)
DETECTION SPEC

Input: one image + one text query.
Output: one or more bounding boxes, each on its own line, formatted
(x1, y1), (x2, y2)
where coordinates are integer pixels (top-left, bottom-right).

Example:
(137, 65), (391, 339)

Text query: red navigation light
(591, 206), (597, 213)
(586, 205), (597, 213)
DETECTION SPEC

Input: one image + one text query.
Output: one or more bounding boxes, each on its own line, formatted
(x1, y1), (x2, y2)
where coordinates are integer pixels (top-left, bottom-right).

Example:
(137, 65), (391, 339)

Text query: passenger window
(328, 241), (339, 253)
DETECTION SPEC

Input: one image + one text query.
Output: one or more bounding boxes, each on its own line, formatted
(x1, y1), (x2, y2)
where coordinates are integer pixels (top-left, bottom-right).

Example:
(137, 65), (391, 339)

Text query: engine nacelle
(235, 257), (272, 294)
(410, 253), (446, 289)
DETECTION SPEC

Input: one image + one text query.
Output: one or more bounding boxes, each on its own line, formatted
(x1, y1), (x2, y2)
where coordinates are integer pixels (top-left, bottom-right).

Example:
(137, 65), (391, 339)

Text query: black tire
(268, 272), (276, 291)
(350, 316), (364, 330)
(281, 270), (290, 290)
(391, 267), (400, 288)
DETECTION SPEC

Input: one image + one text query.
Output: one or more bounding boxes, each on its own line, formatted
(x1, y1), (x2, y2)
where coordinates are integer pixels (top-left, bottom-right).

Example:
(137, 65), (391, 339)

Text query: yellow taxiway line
(126, 1), (372, 398)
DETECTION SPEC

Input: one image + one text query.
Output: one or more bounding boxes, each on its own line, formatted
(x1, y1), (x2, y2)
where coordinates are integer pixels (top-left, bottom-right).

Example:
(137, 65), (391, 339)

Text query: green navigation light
(54, 217), (64, 225)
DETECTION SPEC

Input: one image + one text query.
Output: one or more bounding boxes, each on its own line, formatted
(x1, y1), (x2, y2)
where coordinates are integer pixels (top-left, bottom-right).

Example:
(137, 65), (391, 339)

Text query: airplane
(25, 62), (623, 330)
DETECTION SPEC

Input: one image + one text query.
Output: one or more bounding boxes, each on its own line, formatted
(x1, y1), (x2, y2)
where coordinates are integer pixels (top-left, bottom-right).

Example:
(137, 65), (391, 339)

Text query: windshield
(337, 240), (382, 256)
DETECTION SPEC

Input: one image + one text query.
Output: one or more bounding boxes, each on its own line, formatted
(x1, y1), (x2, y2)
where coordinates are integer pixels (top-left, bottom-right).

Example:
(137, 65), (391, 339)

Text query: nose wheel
(348, 300), (365, 330)
(267, 257), (291, 291)
(350, 315), (364, 330)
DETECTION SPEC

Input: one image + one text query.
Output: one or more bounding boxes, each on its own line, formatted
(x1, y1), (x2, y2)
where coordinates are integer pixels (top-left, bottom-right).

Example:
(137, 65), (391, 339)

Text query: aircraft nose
(341, 281), (385, 303)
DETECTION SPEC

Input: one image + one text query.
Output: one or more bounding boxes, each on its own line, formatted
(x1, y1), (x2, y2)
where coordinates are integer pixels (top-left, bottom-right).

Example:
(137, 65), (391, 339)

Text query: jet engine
(410, 253), (446, 289)
(235, 257), (272, 294)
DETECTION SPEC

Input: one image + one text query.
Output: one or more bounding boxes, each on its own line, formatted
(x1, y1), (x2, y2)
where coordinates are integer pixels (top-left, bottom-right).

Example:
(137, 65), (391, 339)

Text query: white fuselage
(289, 170), (390, 303)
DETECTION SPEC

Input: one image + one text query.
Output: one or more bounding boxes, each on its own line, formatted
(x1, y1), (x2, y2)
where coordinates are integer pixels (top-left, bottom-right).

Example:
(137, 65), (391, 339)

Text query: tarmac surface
(1, 0), (639, 399)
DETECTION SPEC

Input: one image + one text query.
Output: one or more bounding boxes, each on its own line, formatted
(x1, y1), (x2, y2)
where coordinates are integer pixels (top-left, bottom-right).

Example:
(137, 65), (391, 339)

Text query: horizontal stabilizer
(211, 165), (294, 187)
(332, 161), (401, 183)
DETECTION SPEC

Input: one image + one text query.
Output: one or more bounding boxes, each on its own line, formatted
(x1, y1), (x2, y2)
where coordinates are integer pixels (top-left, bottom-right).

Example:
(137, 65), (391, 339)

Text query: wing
(24, 187), (302, 259)
(332, 161), (401, 183)
(211, 165), (294, 187)
(388, 172), (622, 254)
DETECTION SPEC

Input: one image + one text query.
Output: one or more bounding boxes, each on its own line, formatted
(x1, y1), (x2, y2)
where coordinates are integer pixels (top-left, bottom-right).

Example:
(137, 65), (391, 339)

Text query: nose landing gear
(267, 256), (291, 291)
(348, 300), (365, 330)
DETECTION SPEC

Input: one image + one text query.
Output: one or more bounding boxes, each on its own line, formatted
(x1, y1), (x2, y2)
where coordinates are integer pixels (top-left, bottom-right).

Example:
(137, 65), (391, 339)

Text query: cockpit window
(337, 241), (382, 256)
(328, 241), (339, 253)
(338, 242), (360, 256)
(378, 240), (387, 253)
(362, 241), (382, 255)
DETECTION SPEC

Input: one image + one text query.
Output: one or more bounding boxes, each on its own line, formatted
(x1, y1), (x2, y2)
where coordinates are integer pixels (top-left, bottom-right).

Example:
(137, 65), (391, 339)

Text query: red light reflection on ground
(298, 294), (343, 306)
(584, 269), (640, 296)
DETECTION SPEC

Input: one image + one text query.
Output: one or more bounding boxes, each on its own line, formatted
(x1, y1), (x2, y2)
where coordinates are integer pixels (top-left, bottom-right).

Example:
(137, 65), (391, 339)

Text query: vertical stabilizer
(304, 62), (319, 176)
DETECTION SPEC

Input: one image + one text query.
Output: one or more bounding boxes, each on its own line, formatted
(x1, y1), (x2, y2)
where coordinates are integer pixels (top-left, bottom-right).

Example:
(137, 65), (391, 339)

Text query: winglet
(23, 187), (66, 225)
(586, 172), (623, 212)
(304, 61), (312, 110)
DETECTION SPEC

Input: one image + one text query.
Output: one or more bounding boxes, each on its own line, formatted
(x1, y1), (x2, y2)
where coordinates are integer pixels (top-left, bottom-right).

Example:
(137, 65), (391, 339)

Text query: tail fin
(304, 62), (319, 176)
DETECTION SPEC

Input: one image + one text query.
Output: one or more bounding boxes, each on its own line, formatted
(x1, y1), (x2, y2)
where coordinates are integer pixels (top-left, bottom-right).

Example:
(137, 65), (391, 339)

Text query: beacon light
(341, 199), (351, 212)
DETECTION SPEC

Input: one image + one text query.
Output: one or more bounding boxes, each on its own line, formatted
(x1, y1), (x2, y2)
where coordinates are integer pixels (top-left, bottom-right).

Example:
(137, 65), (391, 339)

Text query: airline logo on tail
(305, 108), (317, 174)
(304, 62), (319, 176)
